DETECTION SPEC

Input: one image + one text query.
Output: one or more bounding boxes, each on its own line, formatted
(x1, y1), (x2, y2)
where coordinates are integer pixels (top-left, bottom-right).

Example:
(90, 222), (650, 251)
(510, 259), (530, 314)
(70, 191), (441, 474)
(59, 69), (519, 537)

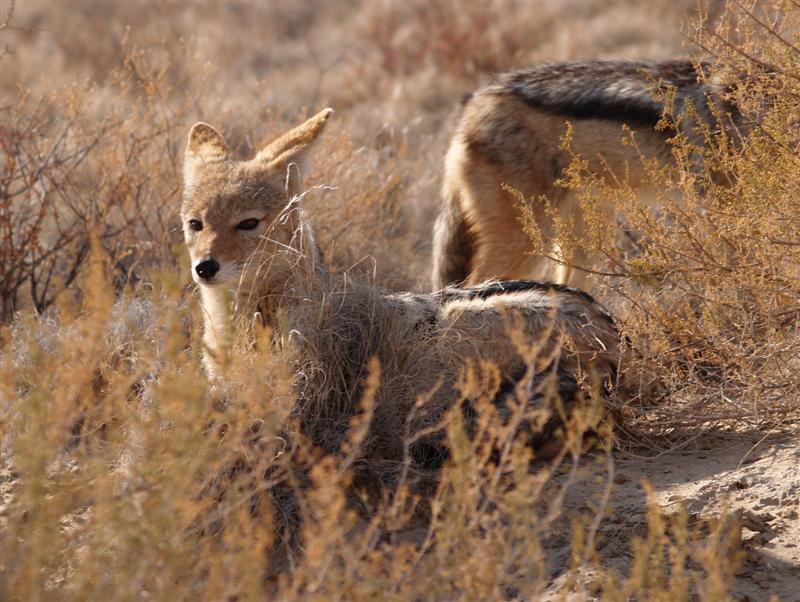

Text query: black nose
(195, 259), (220, 280)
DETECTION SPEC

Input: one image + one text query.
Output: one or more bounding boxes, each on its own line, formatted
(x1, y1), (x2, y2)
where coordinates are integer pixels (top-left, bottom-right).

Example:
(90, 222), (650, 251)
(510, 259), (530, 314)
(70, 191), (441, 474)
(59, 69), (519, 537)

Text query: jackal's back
(432, 59), (739, 291)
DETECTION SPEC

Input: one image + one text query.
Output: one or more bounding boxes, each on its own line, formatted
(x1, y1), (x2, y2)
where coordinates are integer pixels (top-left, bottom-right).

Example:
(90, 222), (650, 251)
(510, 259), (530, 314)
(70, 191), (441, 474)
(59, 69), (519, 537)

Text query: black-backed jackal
(432, 59), (742, 290)
(181, 109), (632, 461)
(182, 109), (641, 572)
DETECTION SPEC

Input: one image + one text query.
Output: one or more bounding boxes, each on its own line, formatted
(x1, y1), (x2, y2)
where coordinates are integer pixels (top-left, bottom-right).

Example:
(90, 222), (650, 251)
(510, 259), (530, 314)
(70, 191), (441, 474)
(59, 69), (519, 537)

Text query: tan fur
(432, 60), (739, 290)
(181, 110), (331, 377)
(254, 107), (334, 165)
(446, 96), (666, 290)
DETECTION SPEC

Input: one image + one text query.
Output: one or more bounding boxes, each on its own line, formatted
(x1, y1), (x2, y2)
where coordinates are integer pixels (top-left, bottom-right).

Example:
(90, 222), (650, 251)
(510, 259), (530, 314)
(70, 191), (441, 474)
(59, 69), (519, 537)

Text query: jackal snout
(185, 223), (249, 286)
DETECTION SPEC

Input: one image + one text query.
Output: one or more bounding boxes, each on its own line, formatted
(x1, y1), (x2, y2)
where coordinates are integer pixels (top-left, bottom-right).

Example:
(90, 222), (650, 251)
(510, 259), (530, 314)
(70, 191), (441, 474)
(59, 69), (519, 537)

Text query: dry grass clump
(1, 259), (742, 598)
(518, 0), (800, 445)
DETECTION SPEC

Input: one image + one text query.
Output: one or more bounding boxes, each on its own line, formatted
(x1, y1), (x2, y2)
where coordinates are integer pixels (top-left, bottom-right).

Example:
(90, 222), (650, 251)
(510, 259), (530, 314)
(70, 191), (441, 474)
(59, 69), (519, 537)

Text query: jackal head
(181, 109), (333, 290)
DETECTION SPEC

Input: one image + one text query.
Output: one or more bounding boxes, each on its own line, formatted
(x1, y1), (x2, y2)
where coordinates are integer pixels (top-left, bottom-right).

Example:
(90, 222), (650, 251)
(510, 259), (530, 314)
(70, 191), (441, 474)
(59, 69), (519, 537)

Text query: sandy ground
(546, 430), (800, 601)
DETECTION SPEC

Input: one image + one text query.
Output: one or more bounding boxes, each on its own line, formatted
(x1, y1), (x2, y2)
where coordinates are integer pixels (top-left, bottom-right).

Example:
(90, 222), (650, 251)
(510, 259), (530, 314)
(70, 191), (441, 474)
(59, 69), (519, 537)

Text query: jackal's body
(433, 59), (738, 290)
(181, 110), (635, 572)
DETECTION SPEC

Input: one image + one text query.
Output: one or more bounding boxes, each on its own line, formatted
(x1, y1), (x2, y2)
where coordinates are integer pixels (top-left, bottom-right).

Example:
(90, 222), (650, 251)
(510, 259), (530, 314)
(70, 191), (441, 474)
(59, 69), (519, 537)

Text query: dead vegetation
(1, 1), (798, 600)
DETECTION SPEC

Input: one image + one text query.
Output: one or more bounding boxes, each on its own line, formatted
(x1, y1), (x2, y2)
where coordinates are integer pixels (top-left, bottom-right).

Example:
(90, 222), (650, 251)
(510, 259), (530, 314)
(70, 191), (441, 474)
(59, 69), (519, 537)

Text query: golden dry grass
(1, 1), (798, 600)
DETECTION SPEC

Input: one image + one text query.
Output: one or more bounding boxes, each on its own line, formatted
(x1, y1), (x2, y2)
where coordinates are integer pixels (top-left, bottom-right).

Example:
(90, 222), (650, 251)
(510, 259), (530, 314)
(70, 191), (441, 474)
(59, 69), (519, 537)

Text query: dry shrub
(519, 0), (800, 444)
(0, 1), (778, 599)
(304, 128), (426, 289)
(2, 258), (742, 598)
(0, 37), (193, 321)
(360, 1), (529, 82)
(593, 484), (743, 601)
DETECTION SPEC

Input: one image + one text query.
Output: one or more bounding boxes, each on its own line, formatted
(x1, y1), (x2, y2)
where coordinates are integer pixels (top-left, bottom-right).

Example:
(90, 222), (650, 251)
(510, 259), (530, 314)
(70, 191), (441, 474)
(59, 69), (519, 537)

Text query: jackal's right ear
(249, 109), (333, 197)
(184, 122), (230, 188)
(254, 108), (333, 165)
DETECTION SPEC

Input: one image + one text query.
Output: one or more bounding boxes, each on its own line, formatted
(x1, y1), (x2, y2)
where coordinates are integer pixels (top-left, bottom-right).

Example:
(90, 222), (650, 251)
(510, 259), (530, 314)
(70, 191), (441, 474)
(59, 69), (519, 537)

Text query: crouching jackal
(432, 59), (742, 290)
(182, 109), (635, 487)
(182, 109), (636, 572)
(182, 109), (630, 452)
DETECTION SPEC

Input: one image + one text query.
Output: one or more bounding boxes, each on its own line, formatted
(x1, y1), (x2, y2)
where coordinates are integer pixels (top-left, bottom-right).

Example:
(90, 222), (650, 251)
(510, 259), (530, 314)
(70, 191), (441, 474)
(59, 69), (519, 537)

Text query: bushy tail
(431, 186), (475, 290)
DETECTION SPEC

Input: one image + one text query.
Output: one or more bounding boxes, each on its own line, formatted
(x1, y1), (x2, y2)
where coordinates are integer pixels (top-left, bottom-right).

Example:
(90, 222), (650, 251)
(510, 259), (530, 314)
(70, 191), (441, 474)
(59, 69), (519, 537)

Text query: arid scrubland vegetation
(1, 1), (799, 600)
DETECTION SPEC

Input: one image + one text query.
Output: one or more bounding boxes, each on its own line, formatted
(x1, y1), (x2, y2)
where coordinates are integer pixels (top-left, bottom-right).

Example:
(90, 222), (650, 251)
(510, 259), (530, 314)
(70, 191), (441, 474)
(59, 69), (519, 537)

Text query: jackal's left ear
(184, 122), (230, 188)
(251, 108), (333, 197)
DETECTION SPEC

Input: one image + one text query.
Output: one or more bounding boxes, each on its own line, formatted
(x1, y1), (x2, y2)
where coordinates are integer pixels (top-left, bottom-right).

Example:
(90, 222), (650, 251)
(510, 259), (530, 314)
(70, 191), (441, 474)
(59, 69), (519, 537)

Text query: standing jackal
(432, 59), (740, 290)
(181, 109), (631, 463)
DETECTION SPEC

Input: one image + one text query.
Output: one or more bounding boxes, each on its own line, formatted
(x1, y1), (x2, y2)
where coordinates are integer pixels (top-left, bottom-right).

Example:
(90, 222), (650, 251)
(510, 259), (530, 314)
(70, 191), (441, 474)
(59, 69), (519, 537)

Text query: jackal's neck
(199, 284), (234, 380)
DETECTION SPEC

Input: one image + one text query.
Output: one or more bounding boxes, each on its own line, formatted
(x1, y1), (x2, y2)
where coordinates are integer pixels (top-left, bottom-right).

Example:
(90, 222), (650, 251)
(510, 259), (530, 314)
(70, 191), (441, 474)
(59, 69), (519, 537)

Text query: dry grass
(1, 0), (796, 600)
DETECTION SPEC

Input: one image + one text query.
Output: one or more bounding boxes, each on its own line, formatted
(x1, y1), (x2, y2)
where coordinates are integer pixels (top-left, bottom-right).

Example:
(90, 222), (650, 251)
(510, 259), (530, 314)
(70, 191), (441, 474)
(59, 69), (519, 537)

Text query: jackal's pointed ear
(255, 108), (333, 164)
(184, 122), (230, 188)
(251, 108), (333, 197)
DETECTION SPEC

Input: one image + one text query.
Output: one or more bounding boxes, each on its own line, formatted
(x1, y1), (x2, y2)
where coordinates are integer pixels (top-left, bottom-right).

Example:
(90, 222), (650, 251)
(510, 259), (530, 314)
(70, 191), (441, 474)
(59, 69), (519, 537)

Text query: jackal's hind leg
(432, 188), (475, 289)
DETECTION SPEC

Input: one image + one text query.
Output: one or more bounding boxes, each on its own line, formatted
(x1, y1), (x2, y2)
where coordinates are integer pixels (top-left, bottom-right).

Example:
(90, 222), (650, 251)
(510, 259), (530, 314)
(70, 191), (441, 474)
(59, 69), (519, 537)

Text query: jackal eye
(236, 218), (260, 231)
(188, 219), (203, 232)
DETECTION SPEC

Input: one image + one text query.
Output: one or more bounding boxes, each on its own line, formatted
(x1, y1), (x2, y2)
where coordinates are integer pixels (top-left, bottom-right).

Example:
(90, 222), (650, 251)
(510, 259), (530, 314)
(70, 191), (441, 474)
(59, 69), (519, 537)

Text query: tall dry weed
(1, 267), (742, 598)
(0, 38), (194, 320)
